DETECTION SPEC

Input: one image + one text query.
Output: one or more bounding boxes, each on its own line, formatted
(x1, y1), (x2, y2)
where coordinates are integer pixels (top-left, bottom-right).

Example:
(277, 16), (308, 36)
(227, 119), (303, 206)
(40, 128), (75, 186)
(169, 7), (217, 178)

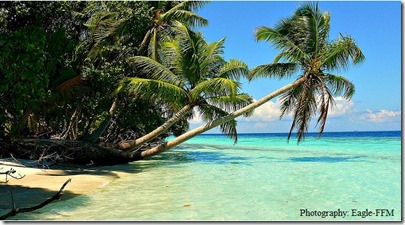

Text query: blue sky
(187, 1), (401, 133)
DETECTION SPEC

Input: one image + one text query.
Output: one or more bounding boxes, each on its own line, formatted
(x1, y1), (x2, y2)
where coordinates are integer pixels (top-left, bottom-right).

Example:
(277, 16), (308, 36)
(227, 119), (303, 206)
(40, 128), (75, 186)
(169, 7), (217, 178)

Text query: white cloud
(242, 97), (356, 122)
(188, 109), (203, 125)
(328, 97), (355, 118)
(186, 96), (400, 133)
(360, 109), (401, 123)
(239, 100), (281, 122)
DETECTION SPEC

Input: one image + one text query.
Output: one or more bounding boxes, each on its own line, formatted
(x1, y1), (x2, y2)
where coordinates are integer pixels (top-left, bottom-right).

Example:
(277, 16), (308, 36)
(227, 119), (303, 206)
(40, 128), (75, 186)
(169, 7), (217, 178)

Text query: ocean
(9, 131), (402, 221)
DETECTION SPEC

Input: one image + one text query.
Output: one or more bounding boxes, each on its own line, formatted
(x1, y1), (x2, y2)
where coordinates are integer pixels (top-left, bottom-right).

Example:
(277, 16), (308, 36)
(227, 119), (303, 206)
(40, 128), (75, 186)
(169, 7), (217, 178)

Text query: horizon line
(195, 130), (401, 135)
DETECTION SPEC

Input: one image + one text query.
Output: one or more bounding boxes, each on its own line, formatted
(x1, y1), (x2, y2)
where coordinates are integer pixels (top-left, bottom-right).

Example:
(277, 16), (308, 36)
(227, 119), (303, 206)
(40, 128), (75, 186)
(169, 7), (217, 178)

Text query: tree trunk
(6, 139), (138, 166)
(61, 107), (81, 140)
(83, 100), (118, 143)
(137, 77), (306, 159)
(139, 29), (152, 56)
(118, 104), (192, 150)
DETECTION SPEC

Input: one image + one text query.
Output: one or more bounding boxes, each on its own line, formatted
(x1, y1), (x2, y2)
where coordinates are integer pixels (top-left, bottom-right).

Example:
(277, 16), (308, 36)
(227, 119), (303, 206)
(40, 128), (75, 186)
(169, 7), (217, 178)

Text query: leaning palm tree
(117, 22), (252, 151)
(131, 2), (365, 159)
(251, 3), (364, 142)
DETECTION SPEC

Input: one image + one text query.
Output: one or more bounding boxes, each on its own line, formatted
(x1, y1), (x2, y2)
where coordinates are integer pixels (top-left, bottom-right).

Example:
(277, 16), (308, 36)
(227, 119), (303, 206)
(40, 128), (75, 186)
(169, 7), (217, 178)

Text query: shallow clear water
(10, 131), (402, 221)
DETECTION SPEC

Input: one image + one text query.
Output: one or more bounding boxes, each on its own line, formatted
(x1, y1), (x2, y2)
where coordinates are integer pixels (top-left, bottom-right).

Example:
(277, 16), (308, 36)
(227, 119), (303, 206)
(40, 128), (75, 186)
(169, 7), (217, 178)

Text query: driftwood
(0, 168), (25, 183)
(0, 178), (71, 220)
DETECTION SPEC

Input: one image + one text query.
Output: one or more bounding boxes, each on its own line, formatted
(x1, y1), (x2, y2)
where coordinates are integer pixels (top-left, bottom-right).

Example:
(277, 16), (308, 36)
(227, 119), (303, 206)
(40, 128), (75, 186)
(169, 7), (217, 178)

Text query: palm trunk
(139, 29), (152, 56)
(118, 104), (193, 150)
(137, 77), (306, 159)
(83, 100), (118, 143)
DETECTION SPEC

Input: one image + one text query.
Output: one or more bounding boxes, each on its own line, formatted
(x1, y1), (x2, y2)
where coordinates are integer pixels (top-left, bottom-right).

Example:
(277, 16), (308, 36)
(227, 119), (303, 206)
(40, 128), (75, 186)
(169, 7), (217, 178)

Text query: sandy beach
(0, 158), (132, 214)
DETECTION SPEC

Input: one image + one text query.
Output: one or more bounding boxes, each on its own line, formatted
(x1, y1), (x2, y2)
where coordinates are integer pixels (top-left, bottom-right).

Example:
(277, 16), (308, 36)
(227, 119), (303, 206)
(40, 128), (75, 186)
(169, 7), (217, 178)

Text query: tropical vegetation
(0, 2), (364, 165)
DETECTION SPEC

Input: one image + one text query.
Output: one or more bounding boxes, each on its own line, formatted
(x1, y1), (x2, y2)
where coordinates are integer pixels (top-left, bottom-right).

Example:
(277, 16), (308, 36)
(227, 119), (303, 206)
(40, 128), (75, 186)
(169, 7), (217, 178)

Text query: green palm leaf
(207, 93), (254, 116)
(255, 26), (309, 62)
(324, 73), (355, 99)
(316, 83), (334, 136)
(197, 104), (239, 143)
(322, 35), (365, 72)
(249, 63), (297, 81)
(191, 78), (241, 101)
(217, 59), (249, 80)
(127, 56), (183, 86)
(160, 1), (209, 27)
(287, 82), (317, 142)
(120, 77), (187, 105)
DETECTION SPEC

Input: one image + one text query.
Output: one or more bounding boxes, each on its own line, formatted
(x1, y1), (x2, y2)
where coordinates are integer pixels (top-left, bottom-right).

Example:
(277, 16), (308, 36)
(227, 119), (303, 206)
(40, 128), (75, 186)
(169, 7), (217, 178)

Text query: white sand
(0, 158), (131, 212)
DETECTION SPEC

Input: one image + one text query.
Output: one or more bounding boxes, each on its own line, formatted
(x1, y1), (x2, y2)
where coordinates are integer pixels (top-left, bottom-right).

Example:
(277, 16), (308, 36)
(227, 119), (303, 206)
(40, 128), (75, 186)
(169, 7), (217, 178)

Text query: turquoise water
(9, 131), (402, 221)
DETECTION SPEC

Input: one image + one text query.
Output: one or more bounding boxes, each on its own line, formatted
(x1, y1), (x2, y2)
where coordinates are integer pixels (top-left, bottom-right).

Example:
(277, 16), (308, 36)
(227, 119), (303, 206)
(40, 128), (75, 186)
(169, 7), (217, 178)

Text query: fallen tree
(1, 139), (148, 166)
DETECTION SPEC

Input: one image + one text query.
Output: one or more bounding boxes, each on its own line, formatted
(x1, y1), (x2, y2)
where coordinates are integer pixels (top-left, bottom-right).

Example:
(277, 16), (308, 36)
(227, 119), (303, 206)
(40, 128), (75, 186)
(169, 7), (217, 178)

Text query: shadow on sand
(0, 183), (81, 214)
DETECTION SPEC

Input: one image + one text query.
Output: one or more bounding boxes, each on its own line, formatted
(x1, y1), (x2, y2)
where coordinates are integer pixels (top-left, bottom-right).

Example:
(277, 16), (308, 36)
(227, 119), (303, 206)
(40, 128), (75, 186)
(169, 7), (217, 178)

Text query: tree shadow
(41, 163), (143, 178)
(0, 184), (83, 214)
(142, 150), (250, 167)
(288, 155), (366, 163)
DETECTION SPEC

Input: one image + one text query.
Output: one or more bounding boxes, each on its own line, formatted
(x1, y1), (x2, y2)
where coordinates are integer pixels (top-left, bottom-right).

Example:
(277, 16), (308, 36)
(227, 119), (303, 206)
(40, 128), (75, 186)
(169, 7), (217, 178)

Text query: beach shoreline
(0, 158), (131, 216)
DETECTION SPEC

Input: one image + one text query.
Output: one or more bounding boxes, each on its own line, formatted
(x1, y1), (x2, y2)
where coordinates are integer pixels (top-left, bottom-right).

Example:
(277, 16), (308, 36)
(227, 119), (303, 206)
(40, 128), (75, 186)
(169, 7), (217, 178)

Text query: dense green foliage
(0, 1), (364, 159)
(0, 1), (193, 143)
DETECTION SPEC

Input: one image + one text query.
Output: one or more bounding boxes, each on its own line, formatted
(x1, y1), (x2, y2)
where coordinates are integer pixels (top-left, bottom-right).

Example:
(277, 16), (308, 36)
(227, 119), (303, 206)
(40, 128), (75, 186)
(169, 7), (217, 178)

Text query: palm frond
(199, 37), (226, 78)
(279, 83), (303, 118)
(249, 63), (298, 81)
(286, 81), (317, 142)
(197, 104), (239, 143)
(161, 40), (183, 72)
(191, 78), (241, 101)
(322, 35), (365, 72)
(165, 22), (207, 85)
(255, 26), (309, 62)
(273, 52), (290, 63)
(324, 73), (355, 99)
(127, 56), (183, 86)
(84, 11), (120, 52)
(315, 83), (334, 137)
(217, 59), (249, 80)
(161, 1), (209, 27)
(207, 93), (254, 116)
(170, 10), (208, 27)
(178, 0), (211, 12)
(120, 77), (187, 106)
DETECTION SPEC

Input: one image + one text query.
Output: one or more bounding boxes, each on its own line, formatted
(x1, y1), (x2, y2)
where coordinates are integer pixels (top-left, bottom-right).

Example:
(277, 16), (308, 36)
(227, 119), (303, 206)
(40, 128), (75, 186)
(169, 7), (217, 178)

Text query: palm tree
(117, 22), (252, 150)
(82, 1), (209, 143)
(251, 3), (364, 142)
(132, 2), (365, 159)
(139, 1), (209, 60)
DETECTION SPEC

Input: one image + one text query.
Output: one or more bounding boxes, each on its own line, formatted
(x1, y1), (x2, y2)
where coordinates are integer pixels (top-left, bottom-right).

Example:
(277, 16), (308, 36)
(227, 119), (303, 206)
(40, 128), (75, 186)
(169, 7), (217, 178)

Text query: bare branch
(0, 179), (72, 220)
(0, 168), (25, 183)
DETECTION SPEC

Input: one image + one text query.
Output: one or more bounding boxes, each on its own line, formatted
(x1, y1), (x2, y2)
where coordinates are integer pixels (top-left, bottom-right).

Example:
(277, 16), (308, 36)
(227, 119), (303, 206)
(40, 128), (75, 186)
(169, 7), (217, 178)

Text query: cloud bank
(187, 97), (400, 133)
